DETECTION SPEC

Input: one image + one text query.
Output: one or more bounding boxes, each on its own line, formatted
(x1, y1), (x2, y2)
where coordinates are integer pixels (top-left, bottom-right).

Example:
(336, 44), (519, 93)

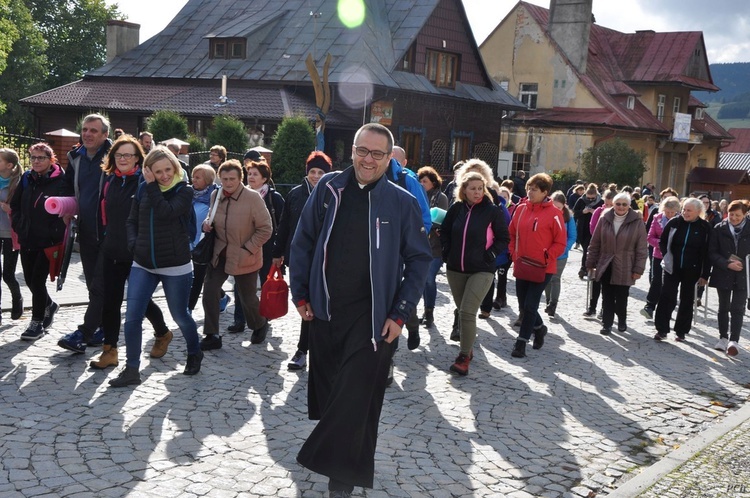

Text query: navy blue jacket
(290, 167), (432, 344)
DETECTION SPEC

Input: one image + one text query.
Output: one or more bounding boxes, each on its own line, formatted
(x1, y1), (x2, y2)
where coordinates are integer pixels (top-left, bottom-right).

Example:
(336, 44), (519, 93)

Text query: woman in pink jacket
(640, 196), (680, 319)
(508, 173), (567, 358)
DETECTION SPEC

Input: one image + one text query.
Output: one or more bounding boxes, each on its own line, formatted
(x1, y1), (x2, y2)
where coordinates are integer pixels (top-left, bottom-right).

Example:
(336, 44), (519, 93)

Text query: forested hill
(694, 62), (750, 103)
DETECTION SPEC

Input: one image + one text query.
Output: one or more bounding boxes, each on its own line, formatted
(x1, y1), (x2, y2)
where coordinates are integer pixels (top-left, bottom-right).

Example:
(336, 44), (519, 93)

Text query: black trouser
(0, 238), (21, 305)
(296, 319), (310, 353)
(645, 257), (663, 310)
(101, 257), (169, 347)
(188, 263), (208, 311)
(580, 232), (592, 271)
(655, 268), (701, 336)
(77, 240), (106, 340)
(20, 249), (51, 321)
(600, 266), (631, 328)
(717, 288), (747, 342)
(495, 261), (511, 302)
(588, 281), (601, 312)
(516, 274), (552, 342)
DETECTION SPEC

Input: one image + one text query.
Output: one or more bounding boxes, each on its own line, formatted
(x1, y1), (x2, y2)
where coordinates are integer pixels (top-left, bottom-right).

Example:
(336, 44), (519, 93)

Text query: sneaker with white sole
(727, 341), (740, 357)
(715, 337), (729, 351)
(21, 320), (45, 341)
(287, 350), (307, 370)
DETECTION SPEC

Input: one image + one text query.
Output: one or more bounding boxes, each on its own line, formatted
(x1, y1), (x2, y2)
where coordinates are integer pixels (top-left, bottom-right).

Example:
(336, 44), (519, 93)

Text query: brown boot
(89, 345), (119, 369)
(150, 330), (173, 358)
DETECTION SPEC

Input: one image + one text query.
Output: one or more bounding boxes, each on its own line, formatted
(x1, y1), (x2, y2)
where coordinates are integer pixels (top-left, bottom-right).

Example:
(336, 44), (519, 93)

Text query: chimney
(547, 0), (593, 74)
(106, 20), (140, 63)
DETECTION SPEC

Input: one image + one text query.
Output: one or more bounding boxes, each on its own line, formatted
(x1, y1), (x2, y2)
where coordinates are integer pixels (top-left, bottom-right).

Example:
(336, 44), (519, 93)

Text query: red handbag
(512, 205), (549, 283)
(259, 266), (289, 320)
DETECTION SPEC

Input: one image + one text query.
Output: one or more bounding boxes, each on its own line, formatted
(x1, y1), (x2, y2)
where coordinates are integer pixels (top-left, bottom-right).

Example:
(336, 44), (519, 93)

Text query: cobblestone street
(0, 249), (748, 497)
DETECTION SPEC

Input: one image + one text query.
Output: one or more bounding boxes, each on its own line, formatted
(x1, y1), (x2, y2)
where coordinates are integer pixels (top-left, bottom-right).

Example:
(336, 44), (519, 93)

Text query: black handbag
(191, 230), (215, 265)
(191, 188), (221, 265)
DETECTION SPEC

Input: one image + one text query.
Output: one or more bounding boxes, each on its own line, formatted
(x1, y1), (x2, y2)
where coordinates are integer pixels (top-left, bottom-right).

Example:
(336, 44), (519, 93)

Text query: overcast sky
(105, 0), (750, 64)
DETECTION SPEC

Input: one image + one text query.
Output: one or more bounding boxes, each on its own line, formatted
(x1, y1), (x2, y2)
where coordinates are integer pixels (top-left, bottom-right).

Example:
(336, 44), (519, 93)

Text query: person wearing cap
(273, 151), (332, 370)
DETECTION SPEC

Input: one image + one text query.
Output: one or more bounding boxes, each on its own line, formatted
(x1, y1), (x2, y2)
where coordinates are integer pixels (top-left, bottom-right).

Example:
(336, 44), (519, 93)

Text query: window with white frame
(626, 96), (635, 110)
(657, 94), (666, 121)
(673, 97), (681, 116)
(519, 83), (538, 110)
(695, 107), (704, 120)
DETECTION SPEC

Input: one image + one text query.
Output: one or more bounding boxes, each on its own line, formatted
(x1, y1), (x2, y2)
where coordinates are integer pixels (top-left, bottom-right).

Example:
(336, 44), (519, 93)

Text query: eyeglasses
(30, 156), (49, 162)
(614, 203), (629, 207)
(354, 146), (388, 161)
(114, 153), (136, 160)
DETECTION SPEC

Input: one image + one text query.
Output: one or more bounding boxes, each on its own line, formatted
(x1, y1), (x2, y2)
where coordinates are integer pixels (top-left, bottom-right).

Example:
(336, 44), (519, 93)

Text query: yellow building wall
(480, 4), (599, 110)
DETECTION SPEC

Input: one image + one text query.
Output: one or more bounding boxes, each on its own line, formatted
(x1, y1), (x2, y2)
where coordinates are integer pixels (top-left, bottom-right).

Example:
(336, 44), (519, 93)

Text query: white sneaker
(715, 337), (729, 351)
(727, 341), (740, 357)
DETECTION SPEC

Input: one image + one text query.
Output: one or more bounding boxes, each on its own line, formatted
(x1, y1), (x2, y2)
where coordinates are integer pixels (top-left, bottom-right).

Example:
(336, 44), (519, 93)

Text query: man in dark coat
(290, 123), (431, 497)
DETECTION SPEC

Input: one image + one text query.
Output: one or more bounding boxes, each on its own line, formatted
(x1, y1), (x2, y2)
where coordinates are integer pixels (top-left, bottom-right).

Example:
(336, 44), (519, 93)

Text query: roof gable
(725, 128), (750, 153)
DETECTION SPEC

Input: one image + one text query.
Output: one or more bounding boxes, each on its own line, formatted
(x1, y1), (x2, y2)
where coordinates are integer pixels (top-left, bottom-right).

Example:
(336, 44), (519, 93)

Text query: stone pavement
(0, 249), (748, 497)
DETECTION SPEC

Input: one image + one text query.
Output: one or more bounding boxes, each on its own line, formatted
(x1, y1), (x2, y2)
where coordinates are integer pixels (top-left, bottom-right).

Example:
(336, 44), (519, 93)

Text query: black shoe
(20, 320), (45, 341)
(492, 298), (507, 310)
(42, 301), (59, 329)
(618, 322), (627, 332)
(183, 351), (204, 375)
(582, 308), (596, 318)
(422, 308), (434, 328)
(200, 334), (222, 351)
(600, 327), (611, 336)
(578, 269), (586, 280)
(108, 367), (141, 387)
(10, 296), (23, 320)
(511, 340), (527, 358)
(407, 327), (420, 350)
(546, 302), (557, 317)
(250, 322), (268, 344)
(532, 325), (547, 350)
(227, 321), (245, 333)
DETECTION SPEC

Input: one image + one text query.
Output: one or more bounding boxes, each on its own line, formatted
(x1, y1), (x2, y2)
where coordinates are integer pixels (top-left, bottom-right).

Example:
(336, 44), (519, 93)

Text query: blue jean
(516, 274), (553, 342)
(124, 267), (200, 368)
(422, 257), (443, 309)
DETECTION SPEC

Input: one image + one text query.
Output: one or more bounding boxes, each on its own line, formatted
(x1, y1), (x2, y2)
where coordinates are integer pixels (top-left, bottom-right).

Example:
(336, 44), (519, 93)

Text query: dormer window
(426, 50), (458, 88)
(626, 96), (635, 110)
(399, 44), (416, 73)
(695, 107), (704, 120)
(210, 38), (246, 60)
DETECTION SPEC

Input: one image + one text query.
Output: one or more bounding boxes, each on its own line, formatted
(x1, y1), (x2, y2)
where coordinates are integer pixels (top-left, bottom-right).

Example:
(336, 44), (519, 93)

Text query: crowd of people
(2, 115), (750, 498)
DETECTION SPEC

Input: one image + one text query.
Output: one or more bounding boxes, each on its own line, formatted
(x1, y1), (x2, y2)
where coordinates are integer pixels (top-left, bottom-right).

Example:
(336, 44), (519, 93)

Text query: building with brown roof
(21, 0), (524, 172)
(480, 0), (732, 193)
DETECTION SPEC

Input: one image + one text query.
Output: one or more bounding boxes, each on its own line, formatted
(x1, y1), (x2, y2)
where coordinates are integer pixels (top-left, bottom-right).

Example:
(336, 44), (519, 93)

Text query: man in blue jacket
(388, 146), (430, 358)
(290, 123), (431, 498)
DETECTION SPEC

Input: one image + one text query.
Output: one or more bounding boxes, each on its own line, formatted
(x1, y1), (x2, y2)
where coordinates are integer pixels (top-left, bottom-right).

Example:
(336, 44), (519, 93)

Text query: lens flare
(338, 0), (365, 28)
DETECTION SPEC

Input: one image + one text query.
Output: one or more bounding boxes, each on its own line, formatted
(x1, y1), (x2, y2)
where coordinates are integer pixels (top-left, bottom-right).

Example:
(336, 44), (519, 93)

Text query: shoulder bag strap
(207, 187), (222, 225)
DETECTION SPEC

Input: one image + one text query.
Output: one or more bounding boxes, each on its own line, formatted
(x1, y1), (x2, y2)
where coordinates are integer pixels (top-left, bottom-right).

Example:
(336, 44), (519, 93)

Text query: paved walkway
(0, 249), (748, 497)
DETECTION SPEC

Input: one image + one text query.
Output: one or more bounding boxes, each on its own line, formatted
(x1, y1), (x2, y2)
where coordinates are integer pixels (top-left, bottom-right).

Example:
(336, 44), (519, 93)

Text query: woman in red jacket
(508, 173), (567, 358)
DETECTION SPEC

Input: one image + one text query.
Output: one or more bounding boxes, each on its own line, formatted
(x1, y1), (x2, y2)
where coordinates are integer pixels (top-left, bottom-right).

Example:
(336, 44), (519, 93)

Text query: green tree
(0, 0), (46, 131)
(26, 0), (122, 89)
(147, 110), (189, 143)
(271, 116), (315, 185)
(581, 138), (647, 187)
(207, 115), (248, 154)
(0, 0), (22, 115)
